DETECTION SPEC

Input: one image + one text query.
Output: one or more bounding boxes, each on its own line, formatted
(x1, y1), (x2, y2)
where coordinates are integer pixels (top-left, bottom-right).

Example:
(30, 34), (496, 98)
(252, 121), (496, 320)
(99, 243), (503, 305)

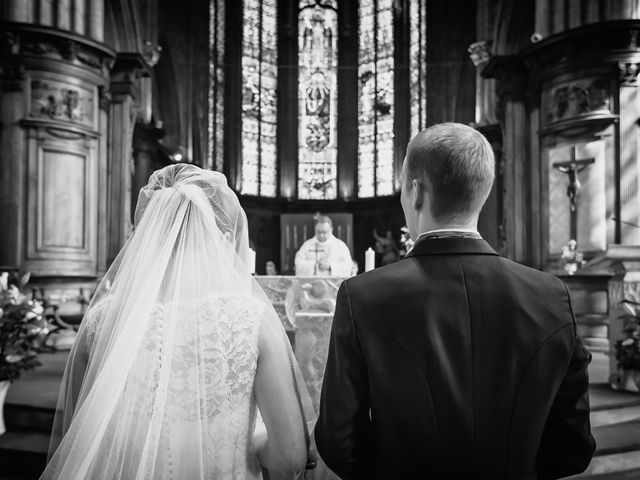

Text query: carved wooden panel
(542, 76), (611, 126)
(547, 140), (607, 254)
(25, 129), (97, 275)
(40, 149), (86, 249)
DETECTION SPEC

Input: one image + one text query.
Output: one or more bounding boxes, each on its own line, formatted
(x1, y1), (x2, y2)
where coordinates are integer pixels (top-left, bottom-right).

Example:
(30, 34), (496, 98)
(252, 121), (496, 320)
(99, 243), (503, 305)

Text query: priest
(294, 216), (353, 277)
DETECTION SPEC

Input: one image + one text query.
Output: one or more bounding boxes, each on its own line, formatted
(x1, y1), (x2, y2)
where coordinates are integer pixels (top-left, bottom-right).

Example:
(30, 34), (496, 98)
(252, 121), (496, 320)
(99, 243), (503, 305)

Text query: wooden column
(107, 54), (148, 264)
(483, 56), (532, 265)
(618, 63), (640, 245)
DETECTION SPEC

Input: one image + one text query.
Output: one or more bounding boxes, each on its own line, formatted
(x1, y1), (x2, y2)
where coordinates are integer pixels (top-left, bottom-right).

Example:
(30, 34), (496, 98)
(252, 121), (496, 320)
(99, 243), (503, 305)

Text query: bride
(41, 164), (314, 479)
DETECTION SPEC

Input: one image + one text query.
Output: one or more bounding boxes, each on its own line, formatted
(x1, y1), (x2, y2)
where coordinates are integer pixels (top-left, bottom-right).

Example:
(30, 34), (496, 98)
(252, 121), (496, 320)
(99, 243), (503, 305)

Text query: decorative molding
(468, 40), (492, 67)
(521, 20), (640, 87)
(619, 62), (640, 86)
(0, 21), (115, 77)
(20, 119), (100, 139)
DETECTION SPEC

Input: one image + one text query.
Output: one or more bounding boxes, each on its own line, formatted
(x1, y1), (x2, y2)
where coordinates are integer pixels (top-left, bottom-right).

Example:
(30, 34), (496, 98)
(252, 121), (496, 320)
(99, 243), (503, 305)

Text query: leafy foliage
(615, 298), (640, 370)
(0, 271), (48, 382)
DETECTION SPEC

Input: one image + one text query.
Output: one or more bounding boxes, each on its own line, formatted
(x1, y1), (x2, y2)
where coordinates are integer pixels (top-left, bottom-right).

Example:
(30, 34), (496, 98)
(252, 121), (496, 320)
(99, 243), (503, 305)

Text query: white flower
(25, 311), (38, 320)
(5, 354), (24, 363)
(622, 338), (635, 347)
(0, 273), (7, 291)
(32, 303), (44, 315)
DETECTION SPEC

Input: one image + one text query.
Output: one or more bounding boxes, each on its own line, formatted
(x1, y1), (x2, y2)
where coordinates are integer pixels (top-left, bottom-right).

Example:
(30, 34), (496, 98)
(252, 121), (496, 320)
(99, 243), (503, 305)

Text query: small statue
(561, 239), (584, 275)
(265, 261), (278, 276)
(399, 226), (415, 257)
(373, 229), (400, 265)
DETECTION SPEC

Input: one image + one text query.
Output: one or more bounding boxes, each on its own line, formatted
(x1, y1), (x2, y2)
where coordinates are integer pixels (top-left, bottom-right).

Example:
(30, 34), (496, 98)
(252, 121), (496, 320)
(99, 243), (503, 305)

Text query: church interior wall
(5, 0), (640, 312)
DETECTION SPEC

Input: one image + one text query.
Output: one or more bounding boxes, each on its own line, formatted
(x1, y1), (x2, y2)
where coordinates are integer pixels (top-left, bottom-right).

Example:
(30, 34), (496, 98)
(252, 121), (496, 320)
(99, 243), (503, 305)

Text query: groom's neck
(415, 216), (479, 236)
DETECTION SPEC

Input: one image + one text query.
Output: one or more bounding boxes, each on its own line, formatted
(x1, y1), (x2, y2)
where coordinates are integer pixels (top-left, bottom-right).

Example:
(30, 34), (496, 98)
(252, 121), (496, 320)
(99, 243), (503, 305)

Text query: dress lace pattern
(83, 294), (265, 480)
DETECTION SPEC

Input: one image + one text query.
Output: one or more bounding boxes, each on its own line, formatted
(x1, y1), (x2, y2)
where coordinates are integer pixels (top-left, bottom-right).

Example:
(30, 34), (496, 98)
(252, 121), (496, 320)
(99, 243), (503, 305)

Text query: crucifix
(552, 146), (595, 242)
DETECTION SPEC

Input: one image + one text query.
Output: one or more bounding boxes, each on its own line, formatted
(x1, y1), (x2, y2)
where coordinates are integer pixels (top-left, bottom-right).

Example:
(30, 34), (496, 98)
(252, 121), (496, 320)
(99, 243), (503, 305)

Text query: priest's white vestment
(294, 234), (353, 277)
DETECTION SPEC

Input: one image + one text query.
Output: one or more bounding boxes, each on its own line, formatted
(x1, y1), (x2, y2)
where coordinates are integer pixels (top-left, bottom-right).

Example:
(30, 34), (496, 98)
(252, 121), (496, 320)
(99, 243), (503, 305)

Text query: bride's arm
(254, 310), (309, 473)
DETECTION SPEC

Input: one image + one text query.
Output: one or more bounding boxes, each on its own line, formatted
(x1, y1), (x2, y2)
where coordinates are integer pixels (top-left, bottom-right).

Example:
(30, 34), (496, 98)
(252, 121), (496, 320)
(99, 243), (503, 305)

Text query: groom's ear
(412, 178), (424, 210)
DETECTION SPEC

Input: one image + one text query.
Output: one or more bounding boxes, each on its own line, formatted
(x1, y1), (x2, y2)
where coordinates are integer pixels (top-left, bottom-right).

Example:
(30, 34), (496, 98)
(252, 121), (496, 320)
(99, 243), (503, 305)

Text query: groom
(315, 123), (595, 479)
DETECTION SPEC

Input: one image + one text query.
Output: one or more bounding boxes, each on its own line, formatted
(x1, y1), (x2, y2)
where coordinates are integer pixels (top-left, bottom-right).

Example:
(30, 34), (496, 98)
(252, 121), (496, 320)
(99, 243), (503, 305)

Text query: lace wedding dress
(41, 165), (314, 480)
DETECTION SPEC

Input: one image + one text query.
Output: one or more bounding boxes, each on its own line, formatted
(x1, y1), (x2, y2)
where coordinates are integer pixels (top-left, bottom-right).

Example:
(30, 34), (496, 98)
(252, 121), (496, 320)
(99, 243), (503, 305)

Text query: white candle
(365, 247), (375, 272)
(248, 248), (256, 274)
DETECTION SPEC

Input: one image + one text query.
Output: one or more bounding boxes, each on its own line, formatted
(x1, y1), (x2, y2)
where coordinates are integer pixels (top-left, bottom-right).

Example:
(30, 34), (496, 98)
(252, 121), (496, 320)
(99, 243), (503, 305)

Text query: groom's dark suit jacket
(315, 236), (595, 480)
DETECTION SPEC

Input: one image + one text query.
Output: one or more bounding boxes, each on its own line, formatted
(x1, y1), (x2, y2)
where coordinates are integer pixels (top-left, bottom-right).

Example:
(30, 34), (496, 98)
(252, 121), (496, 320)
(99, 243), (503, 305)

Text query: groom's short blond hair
(405, 123), (495, 223)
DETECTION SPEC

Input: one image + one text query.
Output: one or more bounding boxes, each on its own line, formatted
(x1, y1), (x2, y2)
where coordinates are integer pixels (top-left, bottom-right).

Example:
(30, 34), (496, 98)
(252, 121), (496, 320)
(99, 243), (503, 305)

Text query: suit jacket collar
(406, 236), (500, 258)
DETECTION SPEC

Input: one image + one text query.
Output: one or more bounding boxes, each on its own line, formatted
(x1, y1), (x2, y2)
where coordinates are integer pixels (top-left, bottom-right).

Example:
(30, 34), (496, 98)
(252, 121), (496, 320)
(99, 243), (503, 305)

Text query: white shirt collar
(415, 228), (480, 243)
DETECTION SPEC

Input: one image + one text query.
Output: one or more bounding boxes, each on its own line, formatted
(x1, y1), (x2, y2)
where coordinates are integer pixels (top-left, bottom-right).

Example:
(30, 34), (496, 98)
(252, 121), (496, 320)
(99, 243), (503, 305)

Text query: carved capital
(482, 55), (528, 103)
(142, 42), (162, 68)
(619, 62), (640, 86)
(468, 40), (492, 67)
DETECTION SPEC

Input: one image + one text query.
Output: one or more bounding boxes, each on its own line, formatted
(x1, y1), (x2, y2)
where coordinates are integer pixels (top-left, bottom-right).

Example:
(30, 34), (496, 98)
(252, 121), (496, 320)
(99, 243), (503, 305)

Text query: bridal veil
(42, 164), (314, 479)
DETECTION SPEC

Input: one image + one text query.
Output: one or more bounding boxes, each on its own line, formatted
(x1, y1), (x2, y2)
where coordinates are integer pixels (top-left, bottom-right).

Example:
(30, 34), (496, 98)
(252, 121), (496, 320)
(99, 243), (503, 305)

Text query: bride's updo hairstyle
(134, 164), (247, 254)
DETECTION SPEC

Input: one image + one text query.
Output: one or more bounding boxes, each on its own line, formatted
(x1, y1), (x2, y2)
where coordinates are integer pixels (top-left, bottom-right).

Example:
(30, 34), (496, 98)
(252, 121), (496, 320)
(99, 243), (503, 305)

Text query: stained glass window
(241, 0), (278, 197)
(208, 0), (225, 172)
(358, 0), (395, 198)
(297, 0), (338, 200)
(410, 0), (427, 137)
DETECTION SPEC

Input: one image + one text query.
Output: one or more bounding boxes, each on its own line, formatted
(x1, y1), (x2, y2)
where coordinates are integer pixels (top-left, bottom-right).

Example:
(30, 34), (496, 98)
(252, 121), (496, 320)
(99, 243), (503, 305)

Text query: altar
(255, 275), (344, 480)
(255, 275), (344, 412)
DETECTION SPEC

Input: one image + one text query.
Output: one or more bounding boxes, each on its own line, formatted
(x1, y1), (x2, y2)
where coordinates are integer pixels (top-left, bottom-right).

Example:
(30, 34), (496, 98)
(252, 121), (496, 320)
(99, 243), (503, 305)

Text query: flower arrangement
(0, 271), (48, 382)
(615, 297), (640, 371)
(399, 226), (414, 257)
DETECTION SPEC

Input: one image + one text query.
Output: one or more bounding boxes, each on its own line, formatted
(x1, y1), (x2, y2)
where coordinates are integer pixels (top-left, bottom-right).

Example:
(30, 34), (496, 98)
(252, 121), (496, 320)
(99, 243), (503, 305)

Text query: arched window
(208, 0), (427, 199)
(297, 0), (339, 200)
(357, 0), (394, 198)
(240, 0), (278, 197)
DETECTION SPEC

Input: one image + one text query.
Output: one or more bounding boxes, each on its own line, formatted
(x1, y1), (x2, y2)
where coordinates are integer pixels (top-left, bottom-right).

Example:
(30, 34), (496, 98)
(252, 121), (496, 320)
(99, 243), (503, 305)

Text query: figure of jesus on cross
(552, 146), (595, 243)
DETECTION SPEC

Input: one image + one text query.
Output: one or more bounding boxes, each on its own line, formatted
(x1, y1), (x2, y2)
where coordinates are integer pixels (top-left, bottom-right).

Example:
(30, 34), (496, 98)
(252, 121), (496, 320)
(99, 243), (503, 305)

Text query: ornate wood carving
(619, 62), (640, 86)
(30, 79), (95, 127)
(542, 76), (611, 125)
